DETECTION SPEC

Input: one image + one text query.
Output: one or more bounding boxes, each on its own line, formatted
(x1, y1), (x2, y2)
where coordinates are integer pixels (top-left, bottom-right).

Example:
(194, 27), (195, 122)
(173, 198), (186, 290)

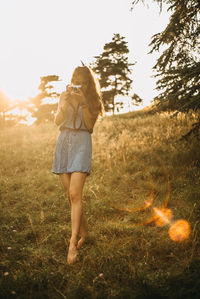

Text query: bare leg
(67, 172), (87, 264)
(60, 173), (71, 206)
(60, 174), (88, 244)
(59, 173), (88, 263)
(77, 213), (88, 249)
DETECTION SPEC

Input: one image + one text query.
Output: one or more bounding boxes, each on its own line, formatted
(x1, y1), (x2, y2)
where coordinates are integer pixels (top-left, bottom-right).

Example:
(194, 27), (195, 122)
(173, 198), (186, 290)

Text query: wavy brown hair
(71, 66), (104, 116)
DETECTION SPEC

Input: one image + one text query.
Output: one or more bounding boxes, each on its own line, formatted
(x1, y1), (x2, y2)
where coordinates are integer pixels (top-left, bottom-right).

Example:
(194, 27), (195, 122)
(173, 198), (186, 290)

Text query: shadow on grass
(135, 258), (200, 299)
(0, 221), (199, 299)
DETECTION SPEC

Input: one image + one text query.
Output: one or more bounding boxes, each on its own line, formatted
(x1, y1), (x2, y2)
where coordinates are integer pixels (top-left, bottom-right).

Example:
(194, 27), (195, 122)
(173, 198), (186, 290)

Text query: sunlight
(21, 114), (37, 126)
(154, 208), (173, 227)
(0, 0), (170, 107)
(8, 107), (27, 116)
(169, 220), (191, 242)
(6, 107), (36, 126)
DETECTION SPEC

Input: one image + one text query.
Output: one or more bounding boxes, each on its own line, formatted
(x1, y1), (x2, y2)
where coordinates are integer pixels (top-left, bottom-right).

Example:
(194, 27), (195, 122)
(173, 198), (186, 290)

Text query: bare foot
(77, 234), (88, 249)
(67, 244), (78, 265)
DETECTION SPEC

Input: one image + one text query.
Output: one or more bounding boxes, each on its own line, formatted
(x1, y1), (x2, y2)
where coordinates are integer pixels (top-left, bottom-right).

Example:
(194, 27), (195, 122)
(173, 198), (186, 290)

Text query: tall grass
(0, 110), (200, 298)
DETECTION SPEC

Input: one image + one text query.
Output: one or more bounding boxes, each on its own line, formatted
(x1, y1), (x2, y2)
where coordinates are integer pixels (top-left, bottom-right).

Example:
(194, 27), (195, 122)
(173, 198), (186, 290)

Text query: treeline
(0, 76), (60, 126)
(0, 33), (141, 127)
(1, 0), (199, 138)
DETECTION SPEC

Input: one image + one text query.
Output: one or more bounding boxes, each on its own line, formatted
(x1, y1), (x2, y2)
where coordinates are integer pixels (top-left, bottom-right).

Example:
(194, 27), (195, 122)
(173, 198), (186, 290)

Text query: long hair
(71, 66), (104, 116)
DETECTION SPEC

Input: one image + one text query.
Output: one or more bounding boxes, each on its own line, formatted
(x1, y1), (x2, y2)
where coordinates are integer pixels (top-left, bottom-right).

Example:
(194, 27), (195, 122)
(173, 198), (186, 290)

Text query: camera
(66, 85), (82, 93)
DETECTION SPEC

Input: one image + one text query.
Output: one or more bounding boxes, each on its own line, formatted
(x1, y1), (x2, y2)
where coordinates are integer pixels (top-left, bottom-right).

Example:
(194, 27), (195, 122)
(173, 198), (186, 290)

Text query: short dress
(52, 103), (92, 175)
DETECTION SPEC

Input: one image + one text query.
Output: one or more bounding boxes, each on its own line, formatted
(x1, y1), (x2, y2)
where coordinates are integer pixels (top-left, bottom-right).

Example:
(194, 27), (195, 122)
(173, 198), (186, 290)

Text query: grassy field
(0, 110), (200, 298)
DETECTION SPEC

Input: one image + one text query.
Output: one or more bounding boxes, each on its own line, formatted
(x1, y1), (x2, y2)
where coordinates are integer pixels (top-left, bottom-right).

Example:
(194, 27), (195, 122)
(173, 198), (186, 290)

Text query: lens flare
(107, 160), (155, 213)
(106, 154), (171, 226)
(136, 154), (171, 226)
(169, 220), (191, 242)
(154, 208), (173, 227)
(104, 152), (191, 243)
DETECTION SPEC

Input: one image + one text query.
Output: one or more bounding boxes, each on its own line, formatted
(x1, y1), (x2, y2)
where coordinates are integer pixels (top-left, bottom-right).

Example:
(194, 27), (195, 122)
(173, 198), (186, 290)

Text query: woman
(52, 65), (103, 264)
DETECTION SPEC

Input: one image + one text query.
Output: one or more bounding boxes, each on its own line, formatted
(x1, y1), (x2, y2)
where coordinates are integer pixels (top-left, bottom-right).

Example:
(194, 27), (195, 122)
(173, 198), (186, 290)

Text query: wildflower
(4, 272), (9, 276)
(7, 247), (12, 250)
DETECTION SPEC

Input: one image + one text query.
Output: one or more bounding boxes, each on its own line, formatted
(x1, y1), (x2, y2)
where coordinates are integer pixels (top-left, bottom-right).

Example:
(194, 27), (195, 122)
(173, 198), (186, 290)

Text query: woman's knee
(69, 188), (81, 204)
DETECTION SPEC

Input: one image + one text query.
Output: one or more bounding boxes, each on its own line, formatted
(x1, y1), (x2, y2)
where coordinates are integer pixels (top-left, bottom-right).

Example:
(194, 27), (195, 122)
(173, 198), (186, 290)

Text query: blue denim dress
(52, 104), (92, 175)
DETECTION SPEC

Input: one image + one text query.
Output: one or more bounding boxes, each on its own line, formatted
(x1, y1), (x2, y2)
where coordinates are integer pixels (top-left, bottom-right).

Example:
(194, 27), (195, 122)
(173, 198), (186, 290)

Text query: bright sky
(0, 0), (170, 107)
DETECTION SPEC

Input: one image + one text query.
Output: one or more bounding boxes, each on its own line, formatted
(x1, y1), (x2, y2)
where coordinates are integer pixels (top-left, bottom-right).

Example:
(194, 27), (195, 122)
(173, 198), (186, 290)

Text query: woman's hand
(67, 87), (86, 105)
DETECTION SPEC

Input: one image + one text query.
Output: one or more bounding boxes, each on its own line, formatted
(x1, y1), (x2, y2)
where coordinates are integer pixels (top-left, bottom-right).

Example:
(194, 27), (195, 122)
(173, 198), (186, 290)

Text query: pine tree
(131, 93), (143, 106)
(92, 34), (134, 113)
(29, 75), (60, 124)
(132, 0), (200, 138)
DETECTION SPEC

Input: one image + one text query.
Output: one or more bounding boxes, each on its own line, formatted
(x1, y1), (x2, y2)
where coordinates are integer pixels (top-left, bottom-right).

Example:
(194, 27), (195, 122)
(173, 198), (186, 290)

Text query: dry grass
(0, 110), (200, 298)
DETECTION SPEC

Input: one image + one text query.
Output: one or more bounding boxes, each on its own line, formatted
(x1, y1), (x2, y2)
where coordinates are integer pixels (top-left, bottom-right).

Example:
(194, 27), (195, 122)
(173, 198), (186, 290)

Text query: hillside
(0, 110), (200, 298)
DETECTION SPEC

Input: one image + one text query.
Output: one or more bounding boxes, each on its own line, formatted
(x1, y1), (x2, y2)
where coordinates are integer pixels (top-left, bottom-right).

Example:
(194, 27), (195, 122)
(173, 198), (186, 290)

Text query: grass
(0, 109), (200, 298)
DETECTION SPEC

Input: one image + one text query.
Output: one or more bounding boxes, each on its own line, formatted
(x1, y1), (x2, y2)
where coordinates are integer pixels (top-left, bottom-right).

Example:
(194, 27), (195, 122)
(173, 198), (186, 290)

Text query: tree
(29, 75), (60, 124)
(131, 0), (200, 138)
(131, 93), (143, 106)
(92, 33), (135, 113)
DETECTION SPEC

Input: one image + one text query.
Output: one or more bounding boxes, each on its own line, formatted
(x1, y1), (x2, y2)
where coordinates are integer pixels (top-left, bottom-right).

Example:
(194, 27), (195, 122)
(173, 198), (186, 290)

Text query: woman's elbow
(54, 115), (61, 126)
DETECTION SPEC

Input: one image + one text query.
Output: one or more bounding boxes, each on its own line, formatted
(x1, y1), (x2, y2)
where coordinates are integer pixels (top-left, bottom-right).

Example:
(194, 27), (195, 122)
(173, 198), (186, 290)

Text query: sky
(0, 0), (171, 107)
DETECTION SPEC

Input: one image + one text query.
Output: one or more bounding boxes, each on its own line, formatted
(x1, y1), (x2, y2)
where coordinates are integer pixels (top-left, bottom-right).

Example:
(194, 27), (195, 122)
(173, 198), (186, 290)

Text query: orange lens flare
(169, 220), (191, 242)
(135, 154), (171, 226)
(154, 208), (173, 227)
(107, 160), (155, 213)
(105, 154), (174, 228)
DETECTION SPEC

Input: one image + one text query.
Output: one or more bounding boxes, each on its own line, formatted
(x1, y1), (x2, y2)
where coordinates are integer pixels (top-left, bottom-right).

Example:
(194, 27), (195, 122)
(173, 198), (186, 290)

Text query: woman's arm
(54, 92), (71, 126)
